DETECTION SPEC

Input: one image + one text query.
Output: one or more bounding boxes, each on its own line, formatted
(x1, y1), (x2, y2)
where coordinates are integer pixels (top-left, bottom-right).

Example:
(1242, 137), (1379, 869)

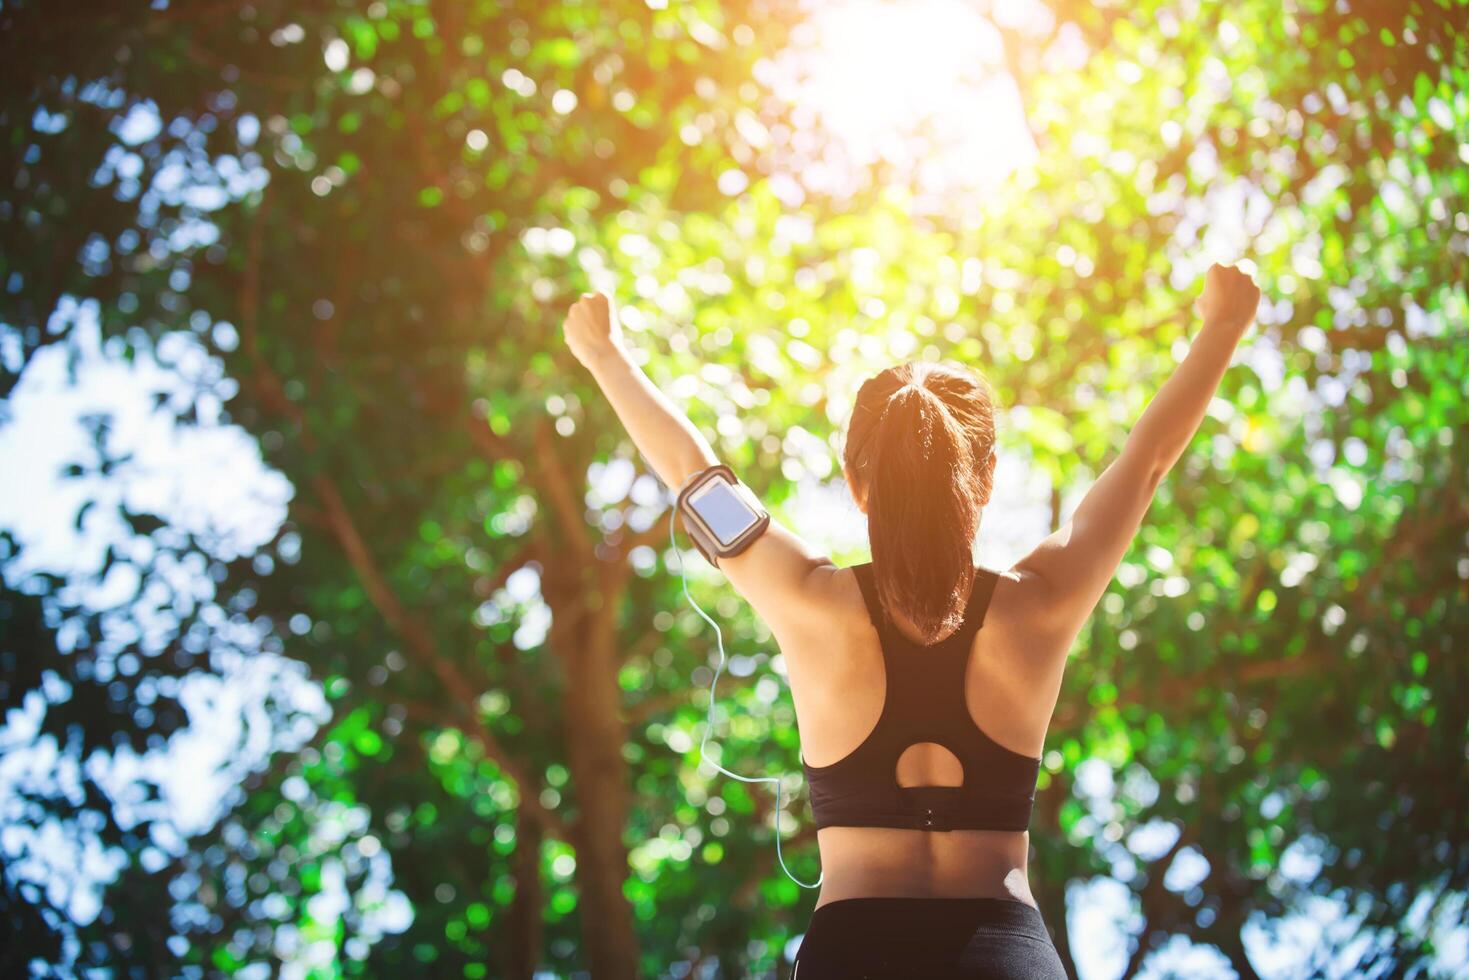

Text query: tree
(2, 0), (1465, 976)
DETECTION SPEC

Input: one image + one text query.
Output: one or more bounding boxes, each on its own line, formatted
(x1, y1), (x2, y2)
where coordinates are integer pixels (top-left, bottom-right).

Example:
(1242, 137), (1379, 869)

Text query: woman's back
(780, 562), (1070, 912)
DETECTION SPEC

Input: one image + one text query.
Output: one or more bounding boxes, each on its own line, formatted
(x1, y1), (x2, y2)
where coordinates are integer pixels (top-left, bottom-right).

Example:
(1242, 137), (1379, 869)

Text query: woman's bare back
(781, 565), (1071, 911)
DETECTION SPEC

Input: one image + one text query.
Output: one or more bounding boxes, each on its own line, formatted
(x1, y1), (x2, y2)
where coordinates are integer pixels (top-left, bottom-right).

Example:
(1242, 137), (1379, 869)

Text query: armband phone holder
(674, 464), (770, 566)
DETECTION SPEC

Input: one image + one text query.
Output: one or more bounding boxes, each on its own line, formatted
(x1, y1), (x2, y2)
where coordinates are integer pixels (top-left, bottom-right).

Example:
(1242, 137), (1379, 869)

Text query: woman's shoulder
(775, 560), (870, 638)
(983, 566), (1079, 672)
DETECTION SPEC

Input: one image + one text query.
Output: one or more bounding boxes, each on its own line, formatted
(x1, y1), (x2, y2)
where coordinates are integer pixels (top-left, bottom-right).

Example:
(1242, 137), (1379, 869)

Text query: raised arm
(563, 292), (835, 642)
(564, 292), (718, 491)
(1013, 263), (1262, 649)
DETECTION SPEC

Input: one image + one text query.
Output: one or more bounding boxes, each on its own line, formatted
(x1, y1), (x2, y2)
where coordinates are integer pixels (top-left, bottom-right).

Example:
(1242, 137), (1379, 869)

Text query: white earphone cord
(667, 504), (823, 889)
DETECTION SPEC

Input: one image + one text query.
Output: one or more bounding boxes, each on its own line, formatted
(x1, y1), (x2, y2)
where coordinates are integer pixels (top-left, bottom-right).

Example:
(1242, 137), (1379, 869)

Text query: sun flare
(770, 0), (1038, 204)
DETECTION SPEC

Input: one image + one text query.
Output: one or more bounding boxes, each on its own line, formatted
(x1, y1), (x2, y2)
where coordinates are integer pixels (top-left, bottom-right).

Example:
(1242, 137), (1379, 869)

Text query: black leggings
(792, 897), (1068, 979)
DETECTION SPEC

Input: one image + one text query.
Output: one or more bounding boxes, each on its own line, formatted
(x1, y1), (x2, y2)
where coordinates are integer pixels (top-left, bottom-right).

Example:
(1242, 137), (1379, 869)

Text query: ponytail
(866, 381), (982, 645)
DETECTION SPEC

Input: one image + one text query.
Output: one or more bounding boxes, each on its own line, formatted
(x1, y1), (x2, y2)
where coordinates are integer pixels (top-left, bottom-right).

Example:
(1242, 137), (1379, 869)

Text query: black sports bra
(801, 562), (1041, 833)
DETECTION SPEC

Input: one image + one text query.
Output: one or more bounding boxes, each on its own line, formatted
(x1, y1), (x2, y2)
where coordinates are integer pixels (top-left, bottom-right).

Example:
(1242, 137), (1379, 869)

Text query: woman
(563, 262), (1261, 978)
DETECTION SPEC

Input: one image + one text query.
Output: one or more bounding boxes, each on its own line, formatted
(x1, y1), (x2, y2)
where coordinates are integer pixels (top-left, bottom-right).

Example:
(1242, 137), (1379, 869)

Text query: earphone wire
(667, 504), (823, 889)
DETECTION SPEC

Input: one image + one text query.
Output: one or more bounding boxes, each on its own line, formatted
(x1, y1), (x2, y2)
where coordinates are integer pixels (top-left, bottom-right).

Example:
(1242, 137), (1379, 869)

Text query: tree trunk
(551, 578), (640, 980)
(528, 416), (639, 977)
(1211, 906), (1262, 980)
(1034, 875), (1078, 980)
(505, 807), (544, 980)
(1032, 779), (1079, 980)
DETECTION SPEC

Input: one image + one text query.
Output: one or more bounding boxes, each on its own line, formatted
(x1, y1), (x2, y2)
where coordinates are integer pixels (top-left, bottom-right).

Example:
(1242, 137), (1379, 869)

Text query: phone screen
(689, 480), (759, 545)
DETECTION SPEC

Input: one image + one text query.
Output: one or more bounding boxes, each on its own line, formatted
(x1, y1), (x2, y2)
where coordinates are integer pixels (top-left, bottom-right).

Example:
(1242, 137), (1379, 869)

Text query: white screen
(690, 481), (759, 545)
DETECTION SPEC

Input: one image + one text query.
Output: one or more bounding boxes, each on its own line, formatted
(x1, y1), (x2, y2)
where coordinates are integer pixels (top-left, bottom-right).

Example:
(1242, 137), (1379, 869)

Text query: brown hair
(843, 361), (998, 645)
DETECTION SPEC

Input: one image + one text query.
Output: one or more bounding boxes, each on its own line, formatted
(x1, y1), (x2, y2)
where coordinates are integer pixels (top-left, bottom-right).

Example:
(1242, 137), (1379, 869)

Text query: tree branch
(474, 537), (541, 600)
(234, 191), (566, 841)
(625, 687), (691, 726)
(1120, 824), (1192, 980)
(532, 416), (594, 553)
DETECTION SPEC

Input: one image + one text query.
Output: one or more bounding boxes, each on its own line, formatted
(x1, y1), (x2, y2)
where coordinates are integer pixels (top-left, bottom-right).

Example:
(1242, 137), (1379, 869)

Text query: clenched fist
(1194, 262), (1261, 335)
(562, 292), (625, 366)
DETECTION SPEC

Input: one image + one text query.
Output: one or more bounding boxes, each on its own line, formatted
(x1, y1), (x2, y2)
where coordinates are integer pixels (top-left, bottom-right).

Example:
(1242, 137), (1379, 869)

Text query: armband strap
(674, 463), (770, 567)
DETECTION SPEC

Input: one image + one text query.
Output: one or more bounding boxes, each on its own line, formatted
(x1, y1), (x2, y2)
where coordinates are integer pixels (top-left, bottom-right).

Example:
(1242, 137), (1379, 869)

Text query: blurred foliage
(2, 0), (1467, 977)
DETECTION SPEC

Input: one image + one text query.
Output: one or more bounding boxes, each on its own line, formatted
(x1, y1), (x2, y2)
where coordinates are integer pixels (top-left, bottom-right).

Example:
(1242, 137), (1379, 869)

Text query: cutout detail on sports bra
(894, 741), (964, 788)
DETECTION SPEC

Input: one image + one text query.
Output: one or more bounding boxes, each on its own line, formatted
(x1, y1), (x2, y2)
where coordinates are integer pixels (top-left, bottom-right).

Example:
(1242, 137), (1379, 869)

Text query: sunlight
(768, 0), (1038, 205)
